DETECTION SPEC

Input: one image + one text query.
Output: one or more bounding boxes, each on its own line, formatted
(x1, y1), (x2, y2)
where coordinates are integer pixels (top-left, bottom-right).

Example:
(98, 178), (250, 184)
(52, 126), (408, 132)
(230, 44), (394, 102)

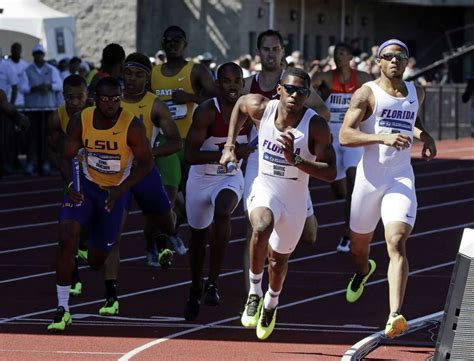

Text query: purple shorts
(59, 176), (129, 251)
(130, 166), (171, 215)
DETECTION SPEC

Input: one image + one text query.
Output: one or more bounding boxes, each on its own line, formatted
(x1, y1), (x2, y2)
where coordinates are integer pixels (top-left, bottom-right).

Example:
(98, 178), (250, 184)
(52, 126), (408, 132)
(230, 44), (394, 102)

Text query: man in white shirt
(7, 43), (29, 107)
(24, 44), (62, 175)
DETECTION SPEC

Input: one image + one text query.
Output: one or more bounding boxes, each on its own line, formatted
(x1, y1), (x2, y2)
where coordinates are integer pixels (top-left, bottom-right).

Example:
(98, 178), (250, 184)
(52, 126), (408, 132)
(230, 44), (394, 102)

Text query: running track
(0, 137), (473, 360)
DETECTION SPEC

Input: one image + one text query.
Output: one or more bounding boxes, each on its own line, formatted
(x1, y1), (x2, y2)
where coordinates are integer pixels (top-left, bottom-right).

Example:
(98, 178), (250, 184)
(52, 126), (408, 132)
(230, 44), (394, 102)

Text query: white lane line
(0, 163), (472, 203)
(0, 188), (61, 198)
(2, 177), (472, 232)
(0, 349), (123, 356)
(117, 260), (454, 361)
(1, 221), (471, 325)
(0, 203), (61, 214)
(0, 214), (468, 284)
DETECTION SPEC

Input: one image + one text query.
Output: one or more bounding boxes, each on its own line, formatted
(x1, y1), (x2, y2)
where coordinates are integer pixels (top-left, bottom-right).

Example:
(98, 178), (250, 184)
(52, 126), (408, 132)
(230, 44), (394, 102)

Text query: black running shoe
(204, 282), (220, 306)
(184, 288), (202, 321)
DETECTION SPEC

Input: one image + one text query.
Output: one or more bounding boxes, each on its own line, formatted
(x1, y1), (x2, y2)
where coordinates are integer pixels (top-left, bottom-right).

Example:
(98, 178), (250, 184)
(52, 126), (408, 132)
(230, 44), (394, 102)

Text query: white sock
(248, 270), (263, 297)
(57, 285), (71, 312)
(264, 286), (281, 309)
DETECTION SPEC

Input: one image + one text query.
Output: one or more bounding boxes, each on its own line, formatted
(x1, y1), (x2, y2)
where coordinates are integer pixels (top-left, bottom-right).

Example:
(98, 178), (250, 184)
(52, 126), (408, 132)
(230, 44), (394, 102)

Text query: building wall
(41, 0), (136, 64)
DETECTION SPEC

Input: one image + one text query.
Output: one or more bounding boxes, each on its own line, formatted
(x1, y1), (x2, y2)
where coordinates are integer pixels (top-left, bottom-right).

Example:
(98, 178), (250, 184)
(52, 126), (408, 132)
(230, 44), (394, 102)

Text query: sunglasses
(96, 95), (121, 103)
(379, 52), (408, 61)
(282, 84), (310, 97)
(163, 36), (185, 43)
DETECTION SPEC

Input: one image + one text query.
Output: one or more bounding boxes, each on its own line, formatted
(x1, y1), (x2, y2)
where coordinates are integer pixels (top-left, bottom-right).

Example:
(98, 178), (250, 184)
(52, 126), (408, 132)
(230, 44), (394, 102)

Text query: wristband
(224, 144), (235, 150)
(67, 181), (73, 190)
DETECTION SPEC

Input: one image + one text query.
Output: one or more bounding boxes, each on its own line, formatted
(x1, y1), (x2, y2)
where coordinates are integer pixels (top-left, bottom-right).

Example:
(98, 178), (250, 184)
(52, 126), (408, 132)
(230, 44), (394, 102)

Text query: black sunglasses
(97, 95), (121, 103)
(282, 84), (310, 97)
(163, 36), (185, 43)
(379, 52), (408, 61)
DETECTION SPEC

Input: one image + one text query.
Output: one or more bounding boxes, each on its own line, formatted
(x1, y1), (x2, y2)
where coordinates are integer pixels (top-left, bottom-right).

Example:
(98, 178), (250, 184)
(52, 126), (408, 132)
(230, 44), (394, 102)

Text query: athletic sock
(57, 285), (71, 312)
(264, 286), (281, 309)
(248, 270), (263, 297)
(104, 279), (117, 300)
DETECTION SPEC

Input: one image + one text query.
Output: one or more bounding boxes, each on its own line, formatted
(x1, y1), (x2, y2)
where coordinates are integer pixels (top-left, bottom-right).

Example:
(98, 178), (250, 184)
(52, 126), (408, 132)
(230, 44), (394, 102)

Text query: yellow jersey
(58, 105), (69, 134)
(121, 92), (156, 142)
(151, 61), (195, 138)
(81, 107), (135, 187)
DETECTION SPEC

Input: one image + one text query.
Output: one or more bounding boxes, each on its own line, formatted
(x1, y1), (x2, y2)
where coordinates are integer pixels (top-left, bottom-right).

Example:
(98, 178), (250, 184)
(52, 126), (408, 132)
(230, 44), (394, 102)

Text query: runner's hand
(422, 135), (437, 161)
(105, 186), (122, 212)
(382, 133), (411, 151)
(277, 131), (296, 165)
(67, 183), (84, 204)
(219, 146), (238, 170)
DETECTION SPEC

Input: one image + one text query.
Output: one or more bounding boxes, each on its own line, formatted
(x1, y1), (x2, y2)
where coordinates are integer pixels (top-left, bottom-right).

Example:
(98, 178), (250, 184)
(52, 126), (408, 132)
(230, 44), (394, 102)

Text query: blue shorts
(130, 166), (172, 215)
(59, 176), (129, 251)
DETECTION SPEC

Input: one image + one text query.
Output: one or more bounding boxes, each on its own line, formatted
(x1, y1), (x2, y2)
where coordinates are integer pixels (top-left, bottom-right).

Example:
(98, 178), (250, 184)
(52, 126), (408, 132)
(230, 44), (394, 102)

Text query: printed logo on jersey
(378, 109), (415, 131)
(84, 139), (118, 151)
(155, 88), (184, 97)
(261, 139), (301, 179)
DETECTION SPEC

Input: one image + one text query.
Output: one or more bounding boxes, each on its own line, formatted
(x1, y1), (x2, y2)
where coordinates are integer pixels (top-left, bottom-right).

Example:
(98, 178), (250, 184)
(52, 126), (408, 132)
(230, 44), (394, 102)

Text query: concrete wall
(41, 0), (137, 65)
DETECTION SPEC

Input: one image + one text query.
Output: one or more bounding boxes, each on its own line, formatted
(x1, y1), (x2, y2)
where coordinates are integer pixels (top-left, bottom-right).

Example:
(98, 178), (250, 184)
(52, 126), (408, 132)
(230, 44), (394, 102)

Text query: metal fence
(421, 84), (472, 140)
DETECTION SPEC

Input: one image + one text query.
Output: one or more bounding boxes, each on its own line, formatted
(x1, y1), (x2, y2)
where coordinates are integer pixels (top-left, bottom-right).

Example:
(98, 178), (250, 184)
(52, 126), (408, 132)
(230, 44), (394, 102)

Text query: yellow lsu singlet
(121, 92), (156, 141)
(151, 61), (195, 138)
(81, 107), (135, 187)
(58, 105), (69, 134)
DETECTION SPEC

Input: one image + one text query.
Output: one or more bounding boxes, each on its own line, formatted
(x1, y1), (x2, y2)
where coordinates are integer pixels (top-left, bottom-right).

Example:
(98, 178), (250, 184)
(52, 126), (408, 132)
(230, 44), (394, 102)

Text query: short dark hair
(63, 74), (87, 89)
(95, 76), (121, 94)
(124, 52), (152, 72)
(163, 25), (186, 39)
(257, 29), (283, 49)
(217, 62), (243, 80)
(102, 43), (125, 68)
(281, 67), (311, 88)
(334, 42), (352, 54)
(70, 57), (82, 65)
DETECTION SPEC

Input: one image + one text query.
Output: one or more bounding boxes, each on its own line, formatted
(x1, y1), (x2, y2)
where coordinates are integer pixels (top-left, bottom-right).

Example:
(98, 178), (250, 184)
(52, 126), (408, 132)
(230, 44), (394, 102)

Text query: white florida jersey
(256, 99), (316, 199)
(361, 81), (418, 168)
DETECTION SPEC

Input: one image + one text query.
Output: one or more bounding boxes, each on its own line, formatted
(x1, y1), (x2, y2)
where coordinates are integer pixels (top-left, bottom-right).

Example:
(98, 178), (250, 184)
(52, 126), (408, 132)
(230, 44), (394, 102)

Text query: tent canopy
(0, 0), (76, 60)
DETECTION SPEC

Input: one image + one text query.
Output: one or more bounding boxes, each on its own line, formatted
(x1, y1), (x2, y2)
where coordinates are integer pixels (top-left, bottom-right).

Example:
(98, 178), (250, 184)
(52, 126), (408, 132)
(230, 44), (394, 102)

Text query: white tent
(0, 0), (76, 61)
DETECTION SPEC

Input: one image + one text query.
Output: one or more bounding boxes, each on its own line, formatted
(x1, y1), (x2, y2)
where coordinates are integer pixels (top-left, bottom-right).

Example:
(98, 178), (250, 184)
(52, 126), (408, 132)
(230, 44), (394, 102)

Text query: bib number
(166, 100), (187, 120)
(87, 152), (121, 174)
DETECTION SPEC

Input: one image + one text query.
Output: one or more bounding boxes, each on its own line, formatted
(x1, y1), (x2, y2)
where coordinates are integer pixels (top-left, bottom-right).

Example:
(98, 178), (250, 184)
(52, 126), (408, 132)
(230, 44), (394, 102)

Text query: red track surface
(0, 137), (473, 361)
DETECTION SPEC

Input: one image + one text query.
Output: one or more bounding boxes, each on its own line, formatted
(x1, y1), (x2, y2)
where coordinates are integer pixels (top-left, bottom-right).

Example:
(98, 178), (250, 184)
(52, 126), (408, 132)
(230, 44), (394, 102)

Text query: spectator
(6, 43), (27, 107)
(24, 43), (62, 175)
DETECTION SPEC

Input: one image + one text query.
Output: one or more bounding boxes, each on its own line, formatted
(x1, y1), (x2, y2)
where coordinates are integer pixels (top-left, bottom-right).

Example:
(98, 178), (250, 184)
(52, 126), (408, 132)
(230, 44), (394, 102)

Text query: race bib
(261, 152), (298, 179)
(166, 100), (187, 120)
(87, 152), (121, 174)
(328, 93), (352, 123)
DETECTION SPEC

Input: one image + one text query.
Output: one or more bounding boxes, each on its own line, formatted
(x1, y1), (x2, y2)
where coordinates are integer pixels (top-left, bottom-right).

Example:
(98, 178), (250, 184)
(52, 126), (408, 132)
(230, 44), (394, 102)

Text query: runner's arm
(151, 98), (182, 157)
(118, 117), (154, 193)
(185, 101), (219, 165)
(413, 86), (436, 160)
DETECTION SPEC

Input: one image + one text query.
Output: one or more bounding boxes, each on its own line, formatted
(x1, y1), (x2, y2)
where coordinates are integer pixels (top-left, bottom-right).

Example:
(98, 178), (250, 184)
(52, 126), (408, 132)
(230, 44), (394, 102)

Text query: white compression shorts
(244, 156), (314, 218)
(186, 174), (244, 229)
(332, 133), (364, 181)
(247, 178), (307, 254)
(350, 161), (417, 234)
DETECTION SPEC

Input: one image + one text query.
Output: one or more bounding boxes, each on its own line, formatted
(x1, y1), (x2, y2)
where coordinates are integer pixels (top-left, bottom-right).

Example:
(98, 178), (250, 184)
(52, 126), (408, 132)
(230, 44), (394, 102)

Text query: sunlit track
(0, 220), (471, 293)
(116, 260), (456, 361)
